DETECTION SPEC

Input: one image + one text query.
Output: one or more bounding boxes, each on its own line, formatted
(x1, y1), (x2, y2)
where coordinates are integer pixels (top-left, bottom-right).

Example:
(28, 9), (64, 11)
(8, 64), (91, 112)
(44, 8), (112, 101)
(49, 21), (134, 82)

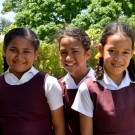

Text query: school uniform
(0, 66), (63, 135)
(59, 67), (94, 135)
(72, 69), (135, 135)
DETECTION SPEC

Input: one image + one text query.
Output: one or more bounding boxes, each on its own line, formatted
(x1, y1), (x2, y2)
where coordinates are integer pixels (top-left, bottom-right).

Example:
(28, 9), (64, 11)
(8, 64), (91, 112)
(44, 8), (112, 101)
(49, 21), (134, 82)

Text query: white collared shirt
(62, 67), (94, 89)
(72, 69), (135, 117)
(3, 66), (63, 111)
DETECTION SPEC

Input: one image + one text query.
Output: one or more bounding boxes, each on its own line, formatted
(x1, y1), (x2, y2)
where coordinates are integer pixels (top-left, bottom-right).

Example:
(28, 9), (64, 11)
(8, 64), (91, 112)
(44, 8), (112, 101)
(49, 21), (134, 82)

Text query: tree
(70, 0), (122, 30)
(2, 0), (91, 26)
(70, 0), (135, 30)
(1, 0), (23, 13)
(2, 0), (135, 42)
(2, 0), (91, 42)
(0, 17), (12, 34)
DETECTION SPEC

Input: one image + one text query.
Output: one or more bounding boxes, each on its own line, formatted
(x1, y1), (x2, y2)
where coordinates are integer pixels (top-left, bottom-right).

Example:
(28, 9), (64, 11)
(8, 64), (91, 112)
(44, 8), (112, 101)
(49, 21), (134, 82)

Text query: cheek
(59, 56), (64, 63)
(103, 53), (112, 60)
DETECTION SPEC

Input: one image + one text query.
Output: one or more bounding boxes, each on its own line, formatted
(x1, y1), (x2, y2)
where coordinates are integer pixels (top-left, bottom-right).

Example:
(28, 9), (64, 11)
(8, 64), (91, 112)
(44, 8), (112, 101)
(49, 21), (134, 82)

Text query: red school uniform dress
(0, 72), (54, 135)
(72, 69), (135, 135)
(59, 67), (94, 135)
(84, 76), (135, 134)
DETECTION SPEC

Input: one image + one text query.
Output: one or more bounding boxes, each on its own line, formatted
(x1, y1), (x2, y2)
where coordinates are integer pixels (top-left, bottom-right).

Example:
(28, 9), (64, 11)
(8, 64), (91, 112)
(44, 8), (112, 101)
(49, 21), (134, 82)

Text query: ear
(3, 46), (6, 57)
(97, 43), (103, 56)
(85, 49), (91, 61)
(34, 49), (40, 60)
(131, 49), (135, 57)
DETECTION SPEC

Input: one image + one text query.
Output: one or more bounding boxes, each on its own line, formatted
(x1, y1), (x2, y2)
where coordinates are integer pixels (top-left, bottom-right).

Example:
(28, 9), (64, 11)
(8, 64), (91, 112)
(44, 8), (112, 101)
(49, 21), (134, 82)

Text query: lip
(65, 63), (76, 67)
(112, 63), (123, 67)
(13, 61), (25, 65)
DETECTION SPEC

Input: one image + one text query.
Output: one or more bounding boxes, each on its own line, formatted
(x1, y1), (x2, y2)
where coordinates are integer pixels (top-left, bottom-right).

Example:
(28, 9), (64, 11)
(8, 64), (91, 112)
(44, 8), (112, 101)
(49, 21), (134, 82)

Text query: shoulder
(45, 75), (58, 85)
(58, 76), (65, 82)
(84, 76), (94, 84)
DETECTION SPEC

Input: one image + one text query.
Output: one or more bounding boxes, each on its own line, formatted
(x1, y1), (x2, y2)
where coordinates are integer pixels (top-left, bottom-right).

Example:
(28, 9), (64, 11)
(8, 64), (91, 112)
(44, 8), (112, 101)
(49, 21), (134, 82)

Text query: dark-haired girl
(0, 28), (65, 135)
(58, 27), (94, 135)
(72, 21), (135, 135)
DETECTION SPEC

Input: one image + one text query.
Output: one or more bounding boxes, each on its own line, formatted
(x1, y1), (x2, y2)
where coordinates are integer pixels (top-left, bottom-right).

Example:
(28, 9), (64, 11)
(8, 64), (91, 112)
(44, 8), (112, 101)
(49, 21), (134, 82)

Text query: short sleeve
(44, 75), (63, 111)
(71, 82), (94, 117)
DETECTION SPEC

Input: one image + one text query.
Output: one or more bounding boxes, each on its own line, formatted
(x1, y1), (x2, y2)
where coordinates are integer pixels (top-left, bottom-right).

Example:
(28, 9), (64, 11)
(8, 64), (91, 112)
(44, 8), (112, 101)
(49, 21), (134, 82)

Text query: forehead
(60, 36), (83, 49)
(7, 36), (34, 49)
(105, 33), (132, 50)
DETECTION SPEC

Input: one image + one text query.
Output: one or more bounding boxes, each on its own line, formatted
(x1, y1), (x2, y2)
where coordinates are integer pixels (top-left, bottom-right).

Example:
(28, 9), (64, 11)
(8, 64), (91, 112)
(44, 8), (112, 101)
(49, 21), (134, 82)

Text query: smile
(112, 63), (123, 67)
(65, 63), (75, 67)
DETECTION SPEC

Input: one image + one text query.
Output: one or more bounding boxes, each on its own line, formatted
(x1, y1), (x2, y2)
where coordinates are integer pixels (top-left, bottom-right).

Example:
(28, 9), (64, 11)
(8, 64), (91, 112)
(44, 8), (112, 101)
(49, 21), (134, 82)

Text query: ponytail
(94, 57), (104, 80)
(127, 58), (135, 81)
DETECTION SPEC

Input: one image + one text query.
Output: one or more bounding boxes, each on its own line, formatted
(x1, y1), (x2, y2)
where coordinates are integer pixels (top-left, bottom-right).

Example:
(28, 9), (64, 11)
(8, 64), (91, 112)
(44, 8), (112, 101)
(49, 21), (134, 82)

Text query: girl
(58, 27), (94, 135)
(72, 21), (135, 135)
(0, 28), (65, 135)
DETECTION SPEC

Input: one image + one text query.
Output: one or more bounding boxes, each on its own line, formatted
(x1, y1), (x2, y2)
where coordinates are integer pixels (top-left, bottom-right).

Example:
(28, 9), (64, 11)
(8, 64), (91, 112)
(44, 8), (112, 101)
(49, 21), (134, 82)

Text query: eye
(108, 49), (115, 53)
(24, 51), (31, 54)
(60, 51), (67, 55)
(9, 49), (17, 52)
(73, 50), (79, 53)
(123, 51), (130, 54)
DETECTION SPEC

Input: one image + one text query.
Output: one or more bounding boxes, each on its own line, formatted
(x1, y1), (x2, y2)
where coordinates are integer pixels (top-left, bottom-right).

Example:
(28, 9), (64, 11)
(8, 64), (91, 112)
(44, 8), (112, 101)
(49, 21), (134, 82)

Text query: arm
(51, 106), (65, 135)
(45, 76), (65, 135)
(80, 113), (93, 135)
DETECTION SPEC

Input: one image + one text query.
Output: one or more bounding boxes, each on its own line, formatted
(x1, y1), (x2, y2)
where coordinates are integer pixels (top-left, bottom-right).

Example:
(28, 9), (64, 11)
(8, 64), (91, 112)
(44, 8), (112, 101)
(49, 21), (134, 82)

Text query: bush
(0, 42), (4, 74)
(34, 42), (66, 79)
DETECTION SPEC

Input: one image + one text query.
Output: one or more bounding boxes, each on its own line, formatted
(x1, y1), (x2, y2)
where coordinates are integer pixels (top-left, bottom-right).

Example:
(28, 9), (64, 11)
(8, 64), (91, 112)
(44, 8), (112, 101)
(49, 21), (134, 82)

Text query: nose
(66, 53), (73, 61)
(113, 53), (123, 61)
(15, 52), (24, 59)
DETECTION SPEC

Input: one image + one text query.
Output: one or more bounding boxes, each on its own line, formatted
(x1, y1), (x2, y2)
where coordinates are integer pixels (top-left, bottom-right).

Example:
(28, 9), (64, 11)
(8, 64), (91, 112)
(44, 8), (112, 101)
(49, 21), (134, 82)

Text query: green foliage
(86, 29), (102, 70)
(34, 42), (66, 78)
(70, 0), (122, 30)
(86, 29), (102, 45)
(2, 0), (135, 42)
(115, 0), (135, 17)
(34, 23), (63, 43)
(0, 17), (12, 33)
(118, 15), (135, 32)
(2, 0), (91, 43)
(1, 0), (23, 13)
(0, 42), (4, 74)
(2, 24), (17, 34)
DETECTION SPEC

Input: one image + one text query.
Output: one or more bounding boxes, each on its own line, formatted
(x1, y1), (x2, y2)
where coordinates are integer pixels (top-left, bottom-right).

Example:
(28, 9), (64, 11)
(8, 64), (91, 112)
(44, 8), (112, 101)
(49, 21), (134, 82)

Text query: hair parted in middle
(58, 27), (91, 52)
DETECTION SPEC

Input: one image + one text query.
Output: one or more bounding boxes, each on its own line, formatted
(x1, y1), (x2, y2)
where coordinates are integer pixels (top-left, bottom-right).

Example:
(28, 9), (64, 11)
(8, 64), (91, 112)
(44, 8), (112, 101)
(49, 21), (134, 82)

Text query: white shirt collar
(93, 69), (135, 90)
(4, 66), (39, 85)
(62, 67), (94, 89)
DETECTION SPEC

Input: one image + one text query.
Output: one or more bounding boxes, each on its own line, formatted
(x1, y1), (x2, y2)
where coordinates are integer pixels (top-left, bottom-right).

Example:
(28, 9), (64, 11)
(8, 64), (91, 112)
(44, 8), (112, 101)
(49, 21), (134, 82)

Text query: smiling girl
(72, 21), (135, 135)
(58, 27), (94, 135)
(0, 28), (65, 135)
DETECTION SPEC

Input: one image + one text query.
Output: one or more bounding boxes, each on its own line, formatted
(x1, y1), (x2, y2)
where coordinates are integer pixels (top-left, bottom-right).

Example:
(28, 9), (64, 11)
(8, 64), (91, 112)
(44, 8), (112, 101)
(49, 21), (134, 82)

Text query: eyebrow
(71, 47), (80, 50)
(60, 47), (79, 51)
(9, 47), (32, 50)
(108, 47), (132, 51)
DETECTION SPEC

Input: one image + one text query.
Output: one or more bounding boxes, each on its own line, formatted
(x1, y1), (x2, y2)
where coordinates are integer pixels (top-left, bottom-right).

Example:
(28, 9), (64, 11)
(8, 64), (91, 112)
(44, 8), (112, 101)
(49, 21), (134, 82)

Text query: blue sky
(0, 0), (15, 22)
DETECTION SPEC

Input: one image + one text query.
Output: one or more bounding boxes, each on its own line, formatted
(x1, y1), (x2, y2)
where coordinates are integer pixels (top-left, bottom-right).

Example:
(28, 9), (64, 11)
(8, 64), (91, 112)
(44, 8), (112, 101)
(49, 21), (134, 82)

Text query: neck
(109, 72), (125, 86)
(71, 68), (89, 85)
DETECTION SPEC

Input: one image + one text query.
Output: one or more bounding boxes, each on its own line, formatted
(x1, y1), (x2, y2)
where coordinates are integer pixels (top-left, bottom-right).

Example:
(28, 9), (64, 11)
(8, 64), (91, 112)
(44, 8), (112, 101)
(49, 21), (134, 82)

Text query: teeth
(112, 63), (122, 67)
(66, 63), (74, 66)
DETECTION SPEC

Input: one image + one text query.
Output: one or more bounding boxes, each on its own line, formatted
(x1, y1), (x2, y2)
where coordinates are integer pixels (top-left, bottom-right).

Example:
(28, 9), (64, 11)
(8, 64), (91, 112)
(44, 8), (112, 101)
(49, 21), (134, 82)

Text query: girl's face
(99, 33), (134, 82)
(3, 36), (39, 79)
(59, 36), (91, 78)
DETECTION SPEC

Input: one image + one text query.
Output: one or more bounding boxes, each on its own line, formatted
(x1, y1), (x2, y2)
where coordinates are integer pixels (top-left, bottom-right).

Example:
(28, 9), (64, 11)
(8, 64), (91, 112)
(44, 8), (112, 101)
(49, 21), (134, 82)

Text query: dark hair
(58, 27), (91, 52)
(4, 28), (40, 50)
(94, 21), (135, 81)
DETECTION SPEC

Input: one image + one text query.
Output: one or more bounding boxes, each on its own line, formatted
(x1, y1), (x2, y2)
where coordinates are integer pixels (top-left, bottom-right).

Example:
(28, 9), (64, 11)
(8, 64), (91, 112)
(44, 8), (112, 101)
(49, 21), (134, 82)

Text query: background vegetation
(0, 0), (135, 78)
